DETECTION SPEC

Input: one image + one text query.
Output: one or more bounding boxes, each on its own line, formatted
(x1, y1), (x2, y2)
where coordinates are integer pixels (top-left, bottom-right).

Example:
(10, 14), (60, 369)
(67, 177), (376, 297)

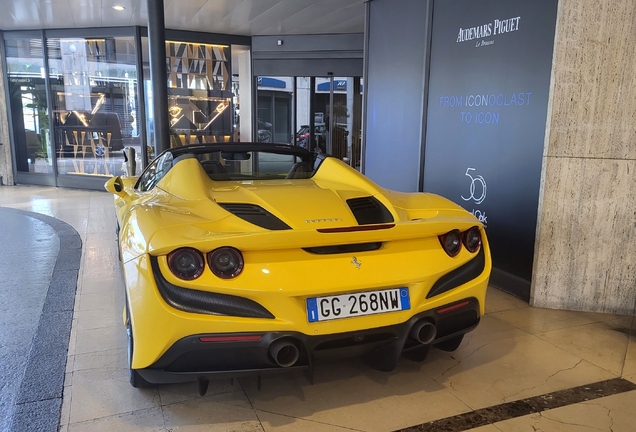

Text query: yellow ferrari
(105, 143), (491, 394)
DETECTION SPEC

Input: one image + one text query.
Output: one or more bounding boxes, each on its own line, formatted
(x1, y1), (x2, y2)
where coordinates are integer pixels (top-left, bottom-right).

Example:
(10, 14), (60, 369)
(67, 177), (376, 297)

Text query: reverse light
(462, 226), (482, 253)
(167, 248), (205, 280)
(208, 247), (244, 279)
(439, 229), (462, 257)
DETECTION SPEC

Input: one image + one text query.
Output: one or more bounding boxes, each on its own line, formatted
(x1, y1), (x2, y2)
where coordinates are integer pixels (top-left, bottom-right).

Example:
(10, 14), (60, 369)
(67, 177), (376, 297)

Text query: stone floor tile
(69, 367), (160, 424)
(490, 390), (636, 432)
(243, 359), (471, 431)
(485, 288), (528, 314)
(487, 306), (620, 335)
(73, 348), (127, 371)
(83, 234), (117, 251)
(621, 329), (636, 377)
(424, 333), (616, 410)
(67, 319), (78, 356)
(161, 398), (262, 431)
(424, 324), (530, 378)
(66, 355), (75, 374)
(68, 406), (165, 432)
(65, 371), (73, 388)
(158, 381), (244, 407)
(464, 426), (502, 432)
(257, 409), (364, 431)
(79, 277), (124, 295)
(81, 256), (124, 281)
(76, 307), (122, 331)
(534, 318), (632, 376)
(60, 389), (72, 426)
(468, 314), (522, 337)
(78, 292), (121, 312)
(74, 325), (126, 356)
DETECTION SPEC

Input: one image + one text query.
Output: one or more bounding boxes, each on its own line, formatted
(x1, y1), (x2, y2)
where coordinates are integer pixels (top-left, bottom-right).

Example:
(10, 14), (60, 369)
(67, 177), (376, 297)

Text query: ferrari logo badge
(351, 257), (362, 270)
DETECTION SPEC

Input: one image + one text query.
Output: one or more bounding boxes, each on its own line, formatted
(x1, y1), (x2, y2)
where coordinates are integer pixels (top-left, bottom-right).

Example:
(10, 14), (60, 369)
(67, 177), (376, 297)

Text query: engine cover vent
(346, 197), (394, 225)
(218, 203), (291, 230)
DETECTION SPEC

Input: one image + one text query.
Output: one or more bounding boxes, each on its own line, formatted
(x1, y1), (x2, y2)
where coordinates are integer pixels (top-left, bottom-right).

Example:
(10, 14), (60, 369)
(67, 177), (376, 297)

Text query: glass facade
(5, 36), (54, 175)
(3, 28), (247, 188)
(257, 75), (362, 167)
(165, 40), (233, 147)
(47, 36), (140, 178)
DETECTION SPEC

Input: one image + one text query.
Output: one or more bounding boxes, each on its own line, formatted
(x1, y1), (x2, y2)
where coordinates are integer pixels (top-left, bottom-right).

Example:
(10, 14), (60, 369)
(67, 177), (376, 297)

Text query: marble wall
(0, 67), (13, 186)
(531, 0), (636, 314)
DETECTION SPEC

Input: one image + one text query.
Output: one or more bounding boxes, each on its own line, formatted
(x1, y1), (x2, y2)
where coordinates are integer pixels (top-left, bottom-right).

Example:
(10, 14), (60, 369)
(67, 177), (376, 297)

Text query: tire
(434, 335), (464, 352)
(125, 303), (152, 388)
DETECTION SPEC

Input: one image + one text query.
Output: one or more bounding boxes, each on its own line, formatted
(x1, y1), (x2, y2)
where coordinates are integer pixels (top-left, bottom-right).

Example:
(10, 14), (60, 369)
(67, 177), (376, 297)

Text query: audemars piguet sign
(456, 15), (521, 44)
(423, 0), (558, 300)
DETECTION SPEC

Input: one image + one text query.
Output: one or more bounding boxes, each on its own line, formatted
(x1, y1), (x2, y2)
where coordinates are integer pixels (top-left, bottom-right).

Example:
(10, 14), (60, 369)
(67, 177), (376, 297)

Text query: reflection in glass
(47, 37), (141, 177)
(5, 37), (54, 174)
(142, 39), (234, 156)
(256, 77), (293, 144)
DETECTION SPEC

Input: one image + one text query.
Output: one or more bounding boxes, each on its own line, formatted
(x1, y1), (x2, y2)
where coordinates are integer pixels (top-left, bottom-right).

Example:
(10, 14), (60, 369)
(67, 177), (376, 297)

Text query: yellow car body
(106, 143), (491, 388)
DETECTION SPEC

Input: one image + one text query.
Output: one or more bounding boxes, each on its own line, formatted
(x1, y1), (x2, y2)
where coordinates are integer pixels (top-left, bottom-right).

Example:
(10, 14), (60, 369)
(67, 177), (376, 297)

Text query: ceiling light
(112, 5), (125, 11)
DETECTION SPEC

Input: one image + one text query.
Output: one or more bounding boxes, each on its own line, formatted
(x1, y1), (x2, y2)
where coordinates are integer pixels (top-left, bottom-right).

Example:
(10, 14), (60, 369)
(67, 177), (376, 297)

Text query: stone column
(531, 0), (636, 314)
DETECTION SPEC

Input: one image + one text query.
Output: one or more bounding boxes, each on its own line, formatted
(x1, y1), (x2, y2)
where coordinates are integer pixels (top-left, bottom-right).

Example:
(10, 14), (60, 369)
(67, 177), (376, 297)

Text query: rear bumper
(137, 297), (480, 384)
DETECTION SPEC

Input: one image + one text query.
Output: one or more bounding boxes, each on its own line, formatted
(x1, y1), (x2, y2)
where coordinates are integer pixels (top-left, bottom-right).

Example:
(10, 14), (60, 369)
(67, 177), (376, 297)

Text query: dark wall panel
(252, 34), (363, 77)
(253, 59), (363, 77)
(423, 0), (558, 300)
(363, 0), (431, 192)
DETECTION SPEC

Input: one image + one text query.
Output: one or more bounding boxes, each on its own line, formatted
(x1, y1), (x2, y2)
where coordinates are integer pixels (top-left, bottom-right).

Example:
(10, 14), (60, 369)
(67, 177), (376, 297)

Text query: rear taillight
(208, 247), (244, 279)
(167, 248), (205, 280)
(439, 230), (462, 257)
(462, 226), (481, 253)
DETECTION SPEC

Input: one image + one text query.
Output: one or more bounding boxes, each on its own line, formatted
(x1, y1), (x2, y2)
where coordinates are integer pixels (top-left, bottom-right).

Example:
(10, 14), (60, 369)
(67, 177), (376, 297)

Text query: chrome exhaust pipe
(410, 321), (437, 345)
(269, 339), (300, 367)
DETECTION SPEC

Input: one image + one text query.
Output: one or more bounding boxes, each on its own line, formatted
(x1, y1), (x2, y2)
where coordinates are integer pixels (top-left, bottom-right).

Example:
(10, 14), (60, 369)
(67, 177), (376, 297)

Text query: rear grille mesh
(346, 197), (394, 225)
(218, 203), (291, 230)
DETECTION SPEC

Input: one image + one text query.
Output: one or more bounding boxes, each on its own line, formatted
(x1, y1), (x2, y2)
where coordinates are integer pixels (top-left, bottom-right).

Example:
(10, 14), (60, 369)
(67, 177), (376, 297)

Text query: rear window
(192, 150), (316, 181)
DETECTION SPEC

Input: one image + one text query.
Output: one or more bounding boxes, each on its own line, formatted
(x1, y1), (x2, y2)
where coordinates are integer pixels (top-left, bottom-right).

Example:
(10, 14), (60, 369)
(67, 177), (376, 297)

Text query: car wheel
(125, 303), (152, 388)
(434, 335), (464, 352)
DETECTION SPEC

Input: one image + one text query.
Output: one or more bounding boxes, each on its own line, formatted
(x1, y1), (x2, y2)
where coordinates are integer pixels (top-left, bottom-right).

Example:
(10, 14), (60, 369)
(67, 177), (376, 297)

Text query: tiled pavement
(1, 185), (635, 432)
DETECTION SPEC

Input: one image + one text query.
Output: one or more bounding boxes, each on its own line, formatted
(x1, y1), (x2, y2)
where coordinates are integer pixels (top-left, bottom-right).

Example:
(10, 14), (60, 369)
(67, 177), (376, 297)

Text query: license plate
(306, 288), (410, 322)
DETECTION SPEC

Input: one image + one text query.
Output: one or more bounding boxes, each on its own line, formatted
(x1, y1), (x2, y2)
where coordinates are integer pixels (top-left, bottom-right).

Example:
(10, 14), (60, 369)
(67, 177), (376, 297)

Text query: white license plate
(306, 288), (410, 322)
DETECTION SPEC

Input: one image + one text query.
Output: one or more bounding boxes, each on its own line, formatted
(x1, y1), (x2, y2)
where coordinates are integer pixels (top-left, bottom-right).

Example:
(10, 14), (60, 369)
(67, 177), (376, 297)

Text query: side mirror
(104, 176), (128, 198)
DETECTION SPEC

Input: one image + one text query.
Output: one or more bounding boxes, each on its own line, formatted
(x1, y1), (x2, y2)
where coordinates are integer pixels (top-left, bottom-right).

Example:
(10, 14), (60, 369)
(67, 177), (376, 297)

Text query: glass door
(315, 76), (362, 167)
(257, 75), (361, 168)
(5, 35), (55, 185)
(47, 36), (141, 187)
(256, 77), (293, 145)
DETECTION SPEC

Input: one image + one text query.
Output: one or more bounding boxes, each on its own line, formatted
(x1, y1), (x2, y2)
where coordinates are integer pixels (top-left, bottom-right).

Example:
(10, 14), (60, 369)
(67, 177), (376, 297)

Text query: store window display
(47, 37), (141, 177)
(143, 38), (233, 159)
